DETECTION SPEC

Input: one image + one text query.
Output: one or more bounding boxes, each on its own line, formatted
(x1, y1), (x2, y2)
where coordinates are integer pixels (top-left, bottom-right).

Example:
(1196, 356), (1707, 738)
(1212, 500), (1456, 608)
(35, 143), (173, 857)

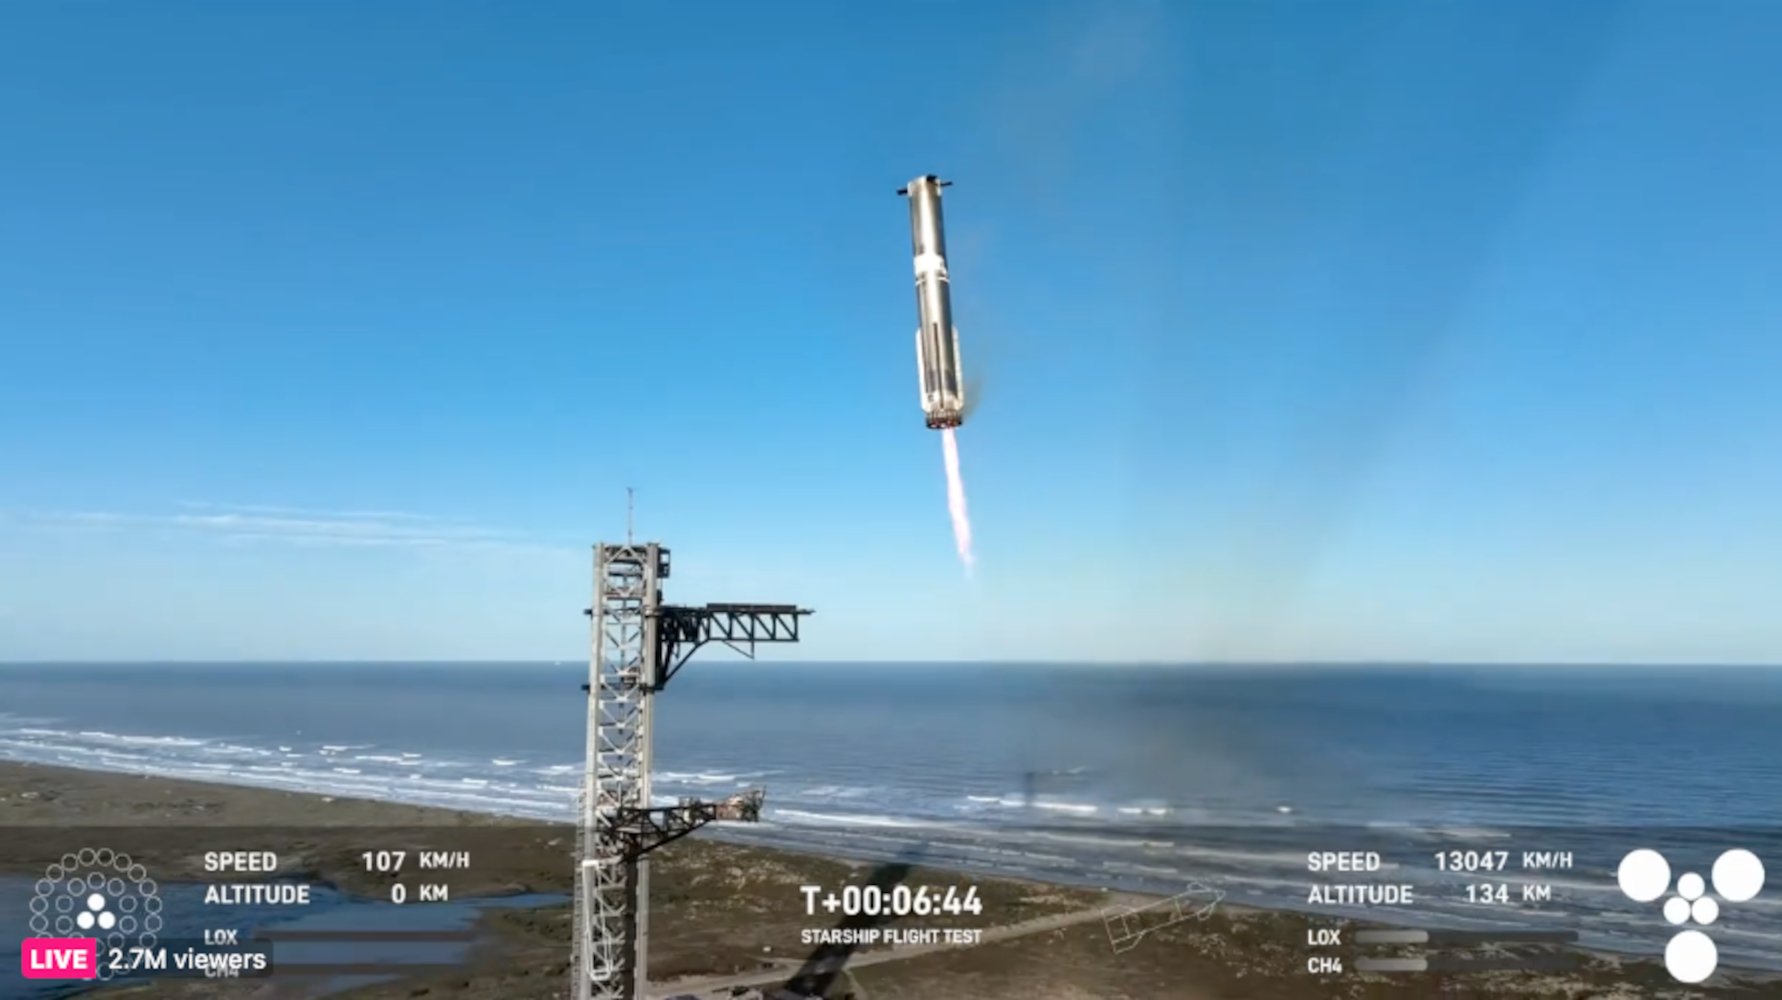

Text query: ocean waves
(0, 720), (1315, 837)
(0, 724), (577, 821)
(5, 712), (1782, 972)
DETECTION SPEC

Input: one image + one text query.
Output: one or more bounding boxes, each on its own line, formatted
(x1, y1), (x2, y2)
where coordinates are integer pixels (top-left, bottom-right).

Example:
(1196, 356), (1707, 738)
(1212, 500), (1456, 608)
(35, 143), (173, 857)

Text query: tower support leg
(572, 543), (660, 1000)
(570, 540), (812, 1000)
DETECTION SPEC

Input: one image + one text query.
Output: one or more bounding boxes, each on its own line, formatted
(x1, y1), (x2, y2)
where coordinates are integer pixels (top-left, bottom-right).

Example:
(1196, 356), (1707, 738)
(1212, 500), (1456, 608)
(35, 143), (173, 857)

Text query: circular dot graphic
(32, 845), (159, 973)
(1619, 849), (1672, 902)
(1665, 930), (1717, 984)
(1712, 849), (1765, 903)
(1663, 897), (1690, 924)
(1678, 873), (1705, 901)
(1693, 897), (1720, 925)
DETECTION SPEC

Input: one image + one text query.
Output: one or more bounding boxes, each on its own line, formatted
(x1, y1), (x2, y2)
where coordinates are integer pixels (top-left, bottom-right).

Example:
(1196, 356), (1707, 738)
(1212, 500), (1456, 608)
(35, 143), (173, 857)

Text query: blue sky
(2, 1), (1778, 664)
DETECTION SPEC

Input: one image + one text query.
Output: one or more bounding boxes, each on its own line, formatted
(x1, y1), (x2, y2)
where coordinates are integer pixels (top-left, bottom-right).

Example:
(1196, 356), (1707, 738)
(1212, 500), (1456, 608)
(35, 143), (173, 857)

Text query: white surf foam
(795, 784), (872, 799)
(657, 770), (746, 785)
(1032, 800), (1100, 815)
(74, 730), (212, 747)
(774, 808), (941, 830)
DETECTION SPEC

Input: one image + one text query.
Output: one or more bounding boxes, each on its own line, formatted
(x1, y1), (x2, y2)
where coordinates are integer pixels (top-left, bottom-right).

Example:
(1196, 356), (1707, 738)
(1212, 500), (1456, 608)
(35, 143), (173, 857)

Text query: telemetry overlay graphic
(1617, 847), (1767, 984)
(24, 847), (161, 982)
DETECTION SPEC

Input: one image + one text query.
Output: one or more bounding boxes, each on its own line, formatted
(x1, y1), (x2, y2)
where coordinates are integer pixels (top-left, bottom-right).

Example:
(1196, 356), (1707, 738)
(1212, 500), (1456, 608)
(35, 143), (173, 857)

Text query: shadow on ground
(781, 854), (920, 998)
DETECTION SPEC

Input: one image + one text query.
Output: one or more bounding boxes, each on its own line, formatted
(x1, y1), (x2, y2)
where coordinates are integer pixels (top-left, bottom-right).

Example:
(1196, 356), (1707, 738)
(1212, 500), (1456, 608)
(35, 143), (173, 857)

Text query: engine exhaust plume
(940, 427), (975, 575)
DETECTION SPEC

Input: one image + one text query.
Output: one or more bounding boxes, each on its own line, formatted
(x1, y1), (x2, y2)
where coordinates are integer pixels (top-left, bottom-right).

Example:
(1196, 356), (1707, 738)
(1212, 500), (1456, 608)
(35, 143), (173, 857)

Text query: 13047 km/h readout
(800, 883), (983, 918)
(1434, 850), (1510, 872)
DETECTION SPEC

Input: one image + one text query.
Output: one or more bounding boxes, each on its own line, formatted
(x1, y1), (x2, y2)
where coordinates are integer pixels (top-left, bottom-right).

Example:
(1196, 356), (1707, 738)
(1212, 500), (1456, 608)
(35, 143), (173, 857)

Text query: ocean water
(2, 662), (1780, 971)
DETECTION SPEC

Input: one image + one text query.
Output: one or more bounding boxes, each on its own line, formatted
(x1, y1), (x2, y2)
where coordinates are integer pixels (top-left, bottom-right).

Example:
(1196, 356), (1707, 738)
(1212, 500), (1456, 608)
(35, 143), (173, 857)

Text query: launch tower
(571, 542), (812, 1000)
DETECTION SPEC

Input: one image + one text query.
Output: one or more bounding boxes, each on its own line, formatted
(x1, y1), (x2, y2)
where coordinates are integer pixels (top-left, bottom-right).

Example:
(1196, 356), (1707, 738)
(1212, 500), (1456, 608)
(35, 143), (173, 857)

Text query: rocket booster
(899, 175), (966, 430)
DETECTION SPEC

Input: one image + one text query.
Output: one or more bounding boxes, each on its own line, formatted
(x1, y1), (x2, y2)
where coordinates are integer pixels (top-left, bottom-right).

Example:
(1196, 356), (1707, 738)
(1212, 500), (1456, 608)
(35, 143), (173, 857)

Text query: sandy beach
(3, 761), (1776, 999)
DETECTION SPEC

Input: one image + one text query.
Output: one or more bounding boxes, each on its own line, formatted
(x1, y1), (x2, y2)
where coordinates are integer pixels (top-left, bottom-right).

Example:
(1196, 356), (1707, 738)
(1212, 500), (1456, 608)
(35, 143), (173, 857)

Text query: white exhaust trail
(940, 427), (975, 575)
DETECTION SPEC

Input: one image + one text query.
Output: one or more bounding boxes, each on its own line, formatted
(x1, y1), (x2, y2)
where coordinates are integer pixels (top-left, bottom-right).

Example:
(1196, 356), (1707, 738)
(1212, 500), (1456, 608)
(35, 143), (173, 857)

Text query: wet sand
(3, 761), (1776, 999)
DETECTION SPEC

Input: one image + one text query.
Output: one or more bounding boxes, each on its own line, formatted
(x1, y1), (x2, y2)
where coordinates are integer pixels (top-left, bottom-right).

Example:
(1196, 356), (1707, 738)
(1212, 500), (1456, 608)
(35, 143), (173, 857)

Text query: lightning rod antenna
(627, 487), (635, 543)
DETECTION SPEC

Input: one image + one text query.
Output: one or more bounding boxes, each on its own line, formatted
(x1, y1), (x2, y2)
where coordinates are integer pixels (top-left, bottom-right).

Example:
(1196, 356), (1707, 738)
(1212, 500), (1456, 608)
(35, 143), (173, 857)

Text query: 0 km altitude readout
(801, 883), (983, 918)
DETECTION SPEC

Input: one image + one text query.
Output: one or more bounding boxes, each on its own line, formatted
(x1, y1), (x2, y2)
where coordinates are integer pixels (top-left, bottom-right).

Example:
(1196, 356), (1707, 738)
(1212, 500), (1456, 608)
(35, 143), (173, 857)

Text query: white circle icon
(1677, 872), (1705, 901)
(1663, 897), (1690, 924)
(1692, 897), (1719, 925)
(1618, 849), (1671, 902)
(1616, 846), (1767, 984)
(1711, 849), (1765, 903)
(1665, 929), (1717, 984)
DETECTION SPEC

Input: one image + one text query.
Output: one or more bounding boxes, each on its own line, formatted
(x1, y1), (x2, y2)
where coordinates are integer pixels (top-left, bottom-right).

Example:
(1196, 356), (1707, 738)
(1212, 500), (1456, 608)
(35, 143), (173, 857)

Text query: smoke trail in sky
(940, 427), (975, 575)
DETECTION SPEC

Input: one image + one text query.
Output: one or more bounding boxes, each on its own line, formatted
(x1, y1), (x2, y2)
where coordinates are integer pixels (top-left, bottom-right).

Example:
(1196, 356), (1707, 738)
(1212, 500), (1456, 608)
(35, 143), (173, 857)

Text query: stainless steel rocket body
(901, 175), (966, 430)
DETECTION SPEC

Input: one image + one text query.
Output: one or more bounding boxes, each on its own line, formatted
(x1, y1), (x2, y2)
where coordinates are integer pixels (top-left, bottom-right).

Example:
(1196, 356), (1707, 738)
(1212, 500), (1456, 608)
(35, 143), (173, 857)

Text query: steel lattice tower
(574, 542), (653, 1000)
(572, 542), (811, 1000)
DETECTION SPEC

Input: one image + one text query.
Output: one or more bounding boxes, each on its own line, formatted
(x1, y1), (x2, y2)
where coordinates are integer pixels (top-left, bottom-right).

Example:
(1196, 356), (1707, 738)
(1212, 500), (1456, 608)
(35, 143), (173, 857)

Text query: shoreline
(3, 760), (1776, 998)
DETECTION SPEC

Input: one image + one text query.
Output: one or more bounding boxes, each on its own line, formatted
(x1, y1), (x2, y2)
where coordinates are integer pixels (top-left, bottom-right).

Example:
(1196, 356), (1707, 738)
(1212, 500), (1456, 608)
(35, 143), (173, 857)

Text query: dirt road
(647, 896), (1149, 998)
